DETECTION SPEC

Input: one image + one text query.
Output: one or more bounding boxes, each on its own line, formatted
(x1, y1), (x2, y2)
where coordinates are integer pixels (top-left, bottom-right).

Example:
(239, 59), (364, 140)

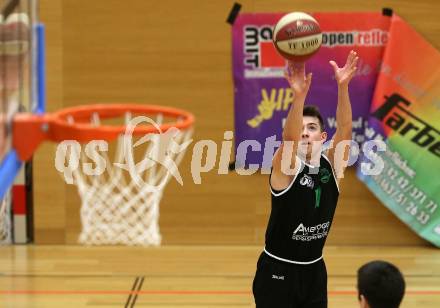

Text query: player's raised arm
(271, 62), (312, 190)
(327, 50), (358, 180)
(282, 62), (312, 143)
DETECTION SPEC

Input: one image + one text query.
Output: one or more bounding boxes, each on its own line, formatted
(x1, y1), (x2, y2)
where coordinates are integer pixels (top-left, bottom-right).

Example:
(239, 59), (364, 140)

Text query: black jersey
(265, 154), (339, 264)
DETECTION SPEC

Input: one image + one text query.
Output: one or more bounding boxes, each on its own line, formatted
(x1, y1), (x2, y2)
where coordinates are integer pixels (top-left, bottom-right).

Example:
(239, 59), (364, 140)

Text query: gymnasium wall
(33, 0), (65, 243)
(34, 0), (440, 245)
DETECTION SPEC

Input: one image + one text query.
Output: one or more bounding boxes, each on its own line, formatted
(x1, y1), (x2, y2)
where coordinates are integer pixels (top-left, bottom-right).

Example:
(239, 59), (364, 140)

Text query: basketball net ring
(14, 104), (195, 245)
(3, 6), (196, 246)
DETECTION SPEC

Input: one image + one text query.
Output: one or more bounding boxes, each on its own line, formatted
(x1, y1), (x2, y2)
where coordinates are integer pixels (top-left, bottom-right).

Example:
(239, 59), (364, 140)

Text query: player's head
(299, 105), (327, 159)
(357, 260), (405, 308)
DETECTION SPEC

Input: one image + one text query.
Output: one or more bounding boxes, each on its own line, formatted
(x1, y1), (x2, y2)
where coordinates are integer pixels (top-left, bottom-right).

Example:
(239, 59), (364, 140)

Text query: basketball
(0, 13), (29, 57)
(273, 12), (322, 62)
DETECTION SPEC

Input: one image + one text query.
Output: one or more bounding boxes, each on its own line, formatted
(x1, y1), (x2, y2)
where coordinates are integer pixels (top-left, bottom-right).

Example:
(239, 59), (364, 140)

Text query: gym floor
(1, 245), (439, 307)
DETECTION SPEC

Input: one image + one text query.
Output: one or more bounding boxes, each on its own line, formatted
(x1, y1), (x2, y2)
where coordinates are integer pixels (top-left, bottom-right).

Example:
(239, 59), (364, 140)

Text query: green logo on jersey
(319, 168), (331, 184)
(314, 186), (322, 208)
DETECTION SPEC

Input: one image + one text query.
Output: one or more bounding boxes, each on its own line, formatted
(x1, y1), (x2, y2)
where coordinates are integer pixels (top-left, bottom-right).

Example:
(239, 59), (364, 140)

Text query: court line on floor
(125, 277), (140, 308)
(0, 290), (439, 296)
(2, 274), (440, 278)
(131, 277), (144, 307)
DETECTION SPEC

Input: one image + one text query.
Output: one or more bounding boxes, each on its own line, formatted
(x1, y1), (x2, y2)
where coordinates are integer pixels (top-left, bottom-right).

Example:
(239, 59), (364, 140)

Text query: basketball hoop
(13, 104), (195, 245)
(13, 104), (194, 161)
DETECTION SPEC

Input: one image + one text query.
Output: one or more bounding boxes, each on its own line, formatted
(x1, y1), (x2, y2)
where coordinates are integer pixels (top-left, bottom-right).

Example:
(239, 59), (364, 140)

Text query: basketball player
(357, 260), (405, 308)
(252, 50), (358, 307)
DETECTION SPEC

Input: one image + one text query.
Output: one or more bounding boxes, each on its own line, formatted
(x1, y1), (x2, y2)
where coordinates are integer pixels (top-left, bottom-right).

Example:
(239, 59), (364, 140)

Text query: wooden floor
(0, 245), (439, 307)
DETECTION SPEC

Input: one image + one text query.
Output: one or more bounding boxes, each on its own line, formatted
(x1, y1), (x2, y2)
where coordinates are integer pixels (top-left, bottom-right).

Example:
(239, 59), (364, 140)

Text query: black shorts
(252, 252), (327, 308)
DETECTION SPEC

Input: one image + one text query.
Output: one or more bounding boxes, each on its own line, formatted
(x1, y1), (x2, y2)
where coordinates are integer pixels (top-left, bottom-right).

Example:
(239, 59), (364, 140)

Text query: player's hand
(284, 61), (312, 99)
(329, 50), (358, 86)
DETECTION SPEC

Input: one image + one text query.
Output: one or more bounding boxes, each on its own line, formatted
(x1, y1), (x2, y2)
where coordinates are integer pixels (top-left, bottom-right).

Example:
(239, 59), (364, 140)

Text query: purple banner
(232, 12), (391, 169)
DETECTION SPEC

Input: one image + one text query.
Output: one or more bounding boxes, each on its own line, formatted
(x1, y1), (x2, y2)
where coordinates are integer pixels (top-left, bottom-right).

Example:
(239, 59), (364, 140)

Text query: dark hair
(357, 260), (405, 308)
(303, 105), (325, 131)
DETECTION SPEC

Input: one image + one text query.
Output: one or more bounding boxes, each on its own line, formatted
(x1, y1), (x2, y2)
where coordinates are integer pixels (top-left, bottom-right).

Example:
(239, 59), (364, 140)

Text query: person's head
(357, 260), (405, 308)
(299, 105), (327, 159)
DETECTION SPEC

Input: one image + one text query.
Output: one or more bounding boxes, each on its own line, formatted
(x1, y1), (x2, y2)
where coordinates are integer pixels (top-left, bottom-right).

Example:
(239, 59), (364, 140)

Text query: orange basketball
(273, 12), (322, 62)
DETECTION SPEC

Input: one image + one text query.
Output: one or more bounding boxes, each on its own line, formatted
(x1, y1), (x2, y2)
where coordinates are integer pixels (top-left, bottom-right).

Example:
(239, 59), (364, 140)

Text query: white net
(65, 112), (193, 246)
(0, 192), (12, 244)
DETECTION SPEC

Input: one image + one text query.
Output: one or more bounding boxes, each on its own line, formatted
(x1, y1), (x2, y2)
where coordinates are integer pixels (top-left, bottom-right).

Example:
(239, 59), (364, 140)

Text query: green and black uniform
(253, 154), (339, 308)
